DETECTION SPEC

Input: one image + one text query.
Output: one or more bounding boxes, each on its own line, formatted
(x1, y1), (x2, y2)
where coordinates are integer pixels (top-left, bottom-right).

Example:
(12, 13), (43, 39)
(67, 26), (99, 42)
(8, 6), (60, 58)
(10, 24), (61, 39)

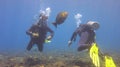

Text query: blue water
(0, 0), (120, 54)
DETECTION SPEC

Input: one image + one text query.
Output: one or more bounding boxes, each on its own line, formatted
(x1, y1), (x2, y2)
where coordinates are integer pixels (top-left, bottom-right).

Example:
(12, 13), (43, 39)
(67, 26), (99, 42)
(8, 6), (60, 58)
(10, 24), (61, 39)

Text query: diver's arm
(26, 25), (35, 36)
(70, 32), (77, 42)
(26, 28), (32, 36)
(46, 27), (54, 40)
(68, 25), (84, 46)
(68, 29), (79, 46)
(70, 28), (79, 42)
(70, 24), (86, 41)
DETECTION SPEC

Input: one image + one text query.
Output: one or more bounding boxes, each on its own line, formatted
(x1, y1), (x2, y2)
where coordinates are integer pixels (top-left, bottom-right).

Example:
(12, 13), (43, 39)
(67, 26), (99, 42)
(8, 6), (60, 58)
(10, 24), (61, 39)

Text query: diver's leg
(77, 45), (88, 51)
(27, 40), (34, 51)
(37, 41), (44, 52)
(98, 49), (104, 60)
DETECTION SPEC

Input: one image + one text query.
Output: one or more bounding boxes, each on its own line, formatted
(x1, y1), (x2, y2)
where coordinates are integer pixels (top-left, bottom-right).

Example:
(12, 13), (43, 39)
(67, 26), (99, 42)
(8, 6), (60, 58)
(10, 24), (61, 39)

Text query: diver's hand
(45, 39), (51, 43)
(32, 33), (39, 37)
(68, 40), (72, 47)
(47, 36), (52, 40)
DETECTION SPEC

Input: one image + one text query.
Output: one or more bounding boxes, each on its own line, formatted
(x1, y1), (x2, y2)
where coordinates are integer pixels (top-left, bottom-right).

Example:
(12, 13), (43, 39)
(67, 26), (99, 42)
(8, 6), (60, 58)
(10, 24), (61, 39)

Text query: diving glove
(45, 36), (52, 43)
(47, 36), (52, 40)
(45, 39), (51, 43)
(68, 40), (72, 47)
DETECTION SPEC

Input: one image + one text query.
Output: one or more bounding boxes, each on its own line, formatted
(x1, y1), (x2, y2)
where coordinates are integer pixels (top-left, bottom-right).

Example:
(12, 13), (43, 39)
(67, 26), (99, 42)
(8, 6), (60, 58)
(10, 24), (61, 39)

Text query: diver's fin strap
(89, 43), (100, 67)
(105, 56), (116, 67)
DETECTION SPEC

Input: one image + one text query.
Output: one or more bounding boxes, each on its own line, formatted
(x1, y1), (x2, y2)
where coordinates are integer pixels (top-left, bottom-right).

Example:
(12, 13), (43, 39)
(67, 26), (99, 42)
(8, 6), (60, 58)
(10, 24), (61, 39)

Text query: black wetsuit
(70, 24), (95, 51)
(26, 20), (54, 52)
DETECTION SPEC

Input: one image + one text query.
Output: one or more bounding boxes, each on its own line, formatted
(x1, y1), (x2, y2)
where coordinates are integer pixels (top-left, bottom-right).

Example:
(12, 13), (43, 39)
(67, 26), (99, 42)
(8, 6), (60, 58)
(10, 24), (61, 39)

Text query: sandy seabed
(0, 50), (120, 67)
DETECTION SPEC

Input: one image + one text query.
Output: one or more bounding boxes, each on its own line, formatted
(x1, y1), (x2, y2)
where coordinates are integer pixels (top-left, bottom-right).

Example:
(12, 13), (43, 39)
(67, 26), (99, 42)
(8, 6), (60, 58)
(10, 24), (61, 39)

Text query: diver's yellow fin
(105, 55), (116, 67)
(89, 43), (100, 67)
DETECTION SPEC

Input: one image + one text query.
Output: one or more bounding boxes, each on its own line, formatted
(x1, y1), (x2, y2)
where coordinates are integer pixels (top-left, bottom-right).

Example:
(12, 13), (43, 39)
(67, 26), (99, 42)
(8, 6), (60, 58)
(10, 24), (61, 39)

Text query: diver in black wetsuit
(26, 14), (54, 52)
(68, 21), (100, 51)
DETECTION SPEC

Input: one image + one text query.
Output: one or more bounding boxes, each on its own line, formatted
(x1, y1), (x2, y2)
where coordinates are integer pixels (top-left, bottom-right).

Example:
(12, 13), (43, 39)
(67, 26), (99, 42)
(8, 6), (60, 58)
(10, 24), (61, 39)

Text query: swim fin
(89, 43), (100, 67)
(105, 55), (116, 67)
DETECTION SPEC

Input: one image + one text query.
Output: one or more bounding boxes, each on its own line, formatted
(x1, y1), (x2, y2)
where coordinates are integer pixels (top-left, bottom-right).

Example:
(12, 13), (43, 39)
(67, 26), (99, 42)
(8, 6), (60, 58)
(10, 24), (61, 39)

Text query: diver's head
(37, 14), (48, 27)
(41, 15), (48, 21)
(87, 21), (100, 30)
(39, 12), (48, 21)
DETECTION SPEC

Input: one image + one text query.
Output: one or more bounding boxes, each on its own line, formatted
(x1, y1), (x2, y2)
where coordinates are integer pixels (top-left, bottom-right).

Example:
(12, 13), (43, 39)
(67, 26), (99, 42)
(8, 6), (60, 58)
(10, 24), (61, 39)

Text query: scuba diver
(68, 21), (102, 67)
(26, 13), (54, 52)
(68, 21), (117, 67)
(68, 21), (100, 51)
